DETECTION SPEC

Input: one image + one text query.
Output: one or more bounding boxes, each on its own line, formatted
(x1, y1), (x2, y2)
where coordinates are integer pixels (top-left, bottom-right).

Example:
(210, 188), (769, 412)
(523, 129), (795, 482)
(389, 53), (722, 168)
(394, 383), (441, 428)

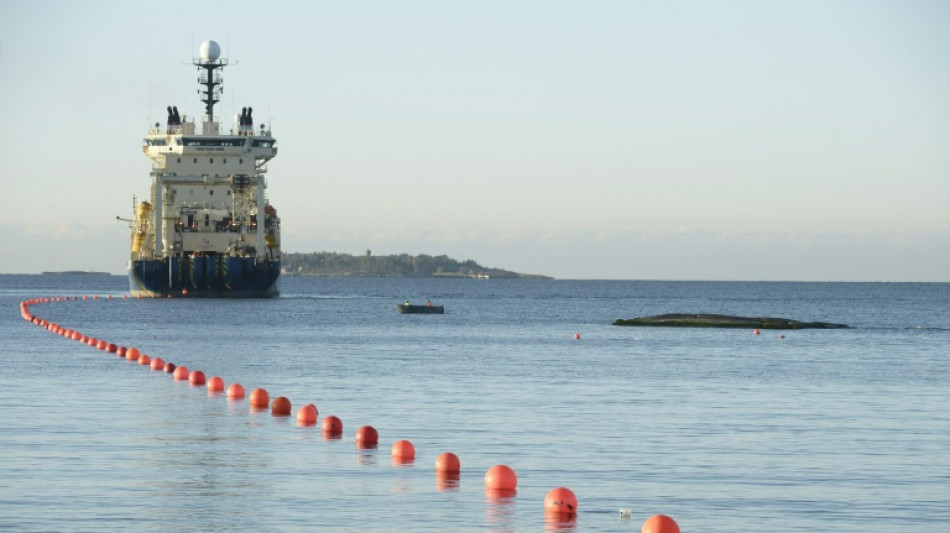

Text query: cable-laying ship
(127, 40), (280, 297)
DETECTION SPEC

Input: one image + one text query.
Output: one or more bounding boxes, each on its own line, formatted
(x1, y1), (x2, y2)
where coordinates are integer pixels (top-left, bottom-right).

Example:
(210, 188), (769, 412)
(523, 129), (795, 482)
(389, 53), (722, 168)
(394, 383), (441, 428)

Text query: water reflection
(356, 448), (377, 466)
(543, 513), (577, 532)
(391, 456), (415, 467)
(435, 470), (460, 491)
(484, 490), (516, 533)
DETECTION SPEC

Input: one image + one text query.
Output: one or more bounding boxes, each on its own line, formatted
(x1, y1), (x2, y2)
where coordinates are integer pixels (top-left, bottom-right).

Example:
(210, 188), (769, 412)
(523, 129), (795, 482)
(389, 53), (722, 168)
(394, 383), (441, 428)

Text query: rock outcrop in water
(612, 313), (848, 329)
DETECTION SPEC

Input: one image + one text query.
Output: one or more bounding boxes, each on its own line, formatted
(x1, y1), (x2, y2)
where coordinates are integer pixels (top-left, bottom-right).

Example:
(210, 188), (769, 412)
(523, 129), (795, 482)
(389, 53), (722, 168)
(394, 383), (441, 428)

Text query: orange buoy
(164, 362), (176, 373)
(173, 366), (189, 381)
(106, 343), (118, 353)
(321, 415), (343, 435)
(207, 376), (225, 392)
(227, 383), (245, 399)
(641, 514), (680, 533)
(574, 333), (581, 340)
(271, 396), (292, 416)
(435, 452), (461, 473)
(96, 339), (108, 351)
(391, 439), (415, 460)
(485, 464), (517, 491)
(126, 347), (141, 360)
(138, 355), (151, 366)
(544, 487), (578, 516)
(182, 288), (188, 295)
(249, 388), (269, 409)
(355, 425), (379, 446)
(753, 329), (761, 335)
(150, 357), (165, 371)
(188, 370), (206, 386)
(296, 403), (317, 426)
(116, 346), (127, 357)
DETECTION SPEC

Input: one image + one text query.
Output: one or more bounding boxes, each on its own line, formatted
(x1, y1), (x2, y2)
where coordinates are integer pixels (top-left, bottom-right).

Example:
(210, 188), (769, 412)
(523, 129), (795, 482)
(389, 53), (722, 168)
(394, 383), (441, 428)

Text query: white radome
(199, 40), (221, 61)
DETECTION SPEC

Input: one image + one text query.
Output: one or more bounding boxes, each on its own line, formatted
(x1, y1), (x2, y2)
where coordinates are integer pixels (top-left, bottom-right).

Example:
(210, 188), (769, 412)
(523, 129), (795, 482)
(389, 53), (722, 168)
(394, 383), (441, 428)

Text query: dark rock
(612, 313), (848, 329)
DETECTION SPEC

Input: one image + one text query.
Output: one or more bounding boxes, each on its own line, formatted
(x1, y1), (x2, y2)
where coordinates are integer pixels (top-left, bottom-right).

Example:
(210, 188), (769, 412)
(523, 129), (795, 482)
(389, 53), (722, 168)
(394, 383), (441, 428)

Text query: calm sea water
(1, 274), (948, 532)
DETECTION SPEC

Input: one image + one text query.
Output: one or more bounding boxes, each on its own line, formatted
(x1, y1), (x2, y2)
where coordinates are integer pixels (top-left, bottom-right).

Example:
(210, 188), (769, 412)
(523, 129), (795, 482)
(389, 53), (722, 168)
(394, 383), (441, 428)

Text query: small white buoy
(619, 507), (632, 519)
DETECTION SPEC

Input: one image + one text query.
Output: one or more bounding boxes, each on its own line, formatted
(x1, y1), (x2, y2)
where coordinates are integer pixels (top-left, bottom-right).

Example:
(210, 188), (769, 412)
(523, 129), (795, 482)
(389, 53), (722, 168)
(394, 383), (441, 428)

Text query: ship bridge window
(147, 139), (168, 146)
(252, 140), (274, 148)
(181, 137), (246, 147)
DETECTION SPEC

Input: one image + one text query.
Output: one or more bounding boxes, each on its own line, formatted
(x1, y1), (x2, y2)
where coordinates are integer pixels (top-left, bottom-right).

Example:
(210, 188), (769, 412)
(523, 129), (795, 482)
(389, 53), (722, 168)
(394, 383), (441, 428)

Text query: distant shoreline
(281, 251), (551, 279)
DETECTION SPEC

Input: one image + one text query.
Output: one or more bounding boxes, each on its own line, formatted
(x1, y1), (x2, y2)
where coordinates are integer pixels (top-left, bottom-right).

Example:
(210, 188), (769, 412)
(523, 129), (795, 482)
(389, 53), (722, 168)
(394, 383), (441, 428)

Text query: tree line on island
(281, 250), (550, 279)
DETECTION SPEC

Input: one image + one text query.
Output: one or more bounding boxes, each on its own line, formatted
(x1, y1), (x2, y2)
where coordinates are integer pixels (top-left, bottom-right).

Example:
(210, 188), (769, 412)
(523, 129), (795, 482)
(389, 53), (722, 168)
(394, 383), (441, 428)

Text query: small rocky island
(281, 251), (550, 279)
(613, 313), (848, 329)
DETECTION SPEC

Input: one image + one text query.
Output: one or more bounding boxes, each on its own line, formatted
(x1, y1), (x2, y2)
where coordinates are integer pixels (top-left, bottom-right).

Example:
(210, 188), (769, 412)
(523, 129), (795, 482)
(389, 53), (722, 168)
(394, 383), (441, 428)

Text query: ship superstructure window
(181, 137), (245, 147)
(177, 158), (181, 163)
(252, 140), (273, 148)
(210, 158), (214, 164)
(194, 158), (198, 163)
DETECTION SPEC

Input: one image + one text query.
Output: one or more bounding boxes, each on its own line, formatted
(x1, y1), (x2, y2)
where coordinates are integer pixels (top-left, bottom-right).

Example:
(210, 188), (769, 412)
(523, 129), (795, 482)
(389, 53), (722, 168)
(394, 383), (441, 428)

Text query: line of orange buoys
(18, 294), (682, 532)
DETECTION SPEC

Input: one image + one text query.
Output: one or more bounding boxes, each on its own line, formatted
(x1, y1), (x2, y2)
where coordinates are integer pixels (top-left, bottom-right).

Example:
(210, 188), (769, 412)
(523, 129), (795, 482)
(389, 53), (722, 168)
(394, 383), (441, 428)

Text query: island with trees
(281, 250), (550, 279)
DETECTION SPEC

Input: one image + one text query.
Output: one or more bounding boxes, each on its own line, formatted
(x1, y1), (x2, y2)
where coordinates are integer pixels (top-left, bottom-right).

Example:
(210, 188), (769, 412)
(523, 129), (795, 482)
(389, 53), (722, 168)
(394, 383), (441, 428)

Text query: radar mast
(194, 40), (227, 123)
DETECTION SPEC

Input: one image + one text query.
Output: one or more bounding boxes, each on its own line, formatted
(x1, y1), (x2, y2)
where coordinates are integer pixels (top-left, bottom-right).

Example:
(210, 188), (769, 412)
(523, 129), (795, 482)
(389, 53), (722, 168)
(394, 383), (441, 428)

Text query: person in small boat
(426, 300), (431, 307)
(405, 300), (411, 307)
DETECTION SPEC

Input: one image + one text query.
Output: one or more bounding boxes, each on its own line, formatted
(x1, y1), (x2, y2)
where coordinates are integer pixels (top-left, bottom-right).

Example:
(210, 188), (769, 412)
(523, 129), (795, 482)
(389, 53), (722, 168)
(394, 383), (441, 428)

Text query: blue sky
(1, 1), (947, 280)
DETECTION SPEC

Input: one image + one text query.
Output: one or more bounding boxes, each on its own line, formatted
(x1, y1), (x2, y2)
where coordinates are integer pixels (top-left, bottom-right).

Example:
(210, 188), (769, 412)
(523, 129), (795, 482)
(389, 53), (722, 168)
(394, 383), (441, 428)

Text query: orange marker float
(485, 464), (517, 491)
(126, 347), (141, 360)
(150, 358), (165, 371)
(355, 425), (379, 446)
(391, 439), (415, 460)
(544, 487), (578, 516)
(271, 396), (292, 416)
(207, 376), (225, 392)
(249, 388), (269, 409)
(164, 362), (176, 373)
(138, 355), (151, 366)
(173, 366), (189, 381)
(641, 514), (680, 533)
(435, 452), (460, 473)
(296, 404), (317, 426)
(227, 383), (245, 399)
(321, 415), (343, 435)
(188, 370), (206, 386)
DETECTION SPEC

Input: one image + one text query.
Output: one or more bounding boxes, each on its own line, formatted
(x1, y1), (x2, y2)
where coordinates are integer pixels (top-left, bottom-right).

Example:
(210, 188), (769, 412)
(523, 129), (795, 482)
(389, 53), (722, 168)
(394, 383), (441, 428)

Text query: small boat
(396, 303), (444, 314)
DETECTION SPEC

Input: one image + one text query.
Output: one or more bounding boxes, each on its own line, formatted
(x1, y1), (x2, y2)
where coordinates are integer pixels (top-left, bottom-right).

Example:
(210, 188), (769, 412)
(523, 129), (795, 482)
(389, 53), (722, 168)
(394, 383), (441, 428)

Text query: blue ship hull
(129, 256), (280, 298)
